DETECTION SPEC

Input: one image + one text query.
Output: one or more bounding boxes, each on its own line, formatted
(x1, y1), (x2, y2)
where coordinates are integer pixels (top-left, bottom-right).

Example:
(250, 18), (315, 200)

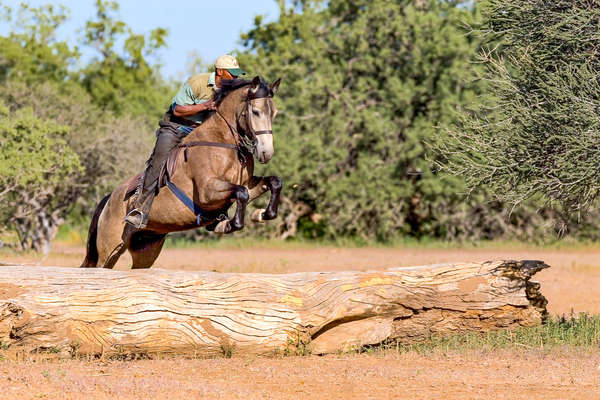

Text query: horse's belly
(147, 189), (232, 233)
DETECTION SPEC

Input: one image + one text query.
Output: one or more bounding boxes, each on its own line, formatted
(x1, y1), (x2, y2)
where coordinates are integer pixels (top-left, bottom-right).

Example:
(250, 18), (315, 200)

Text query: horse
(81, 76), (282, 269)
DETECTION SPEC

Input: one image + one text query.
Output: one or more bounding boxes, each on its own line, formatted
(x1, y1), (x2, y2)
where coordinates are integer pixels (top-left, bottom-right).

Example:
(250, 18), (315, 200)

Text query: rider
(124, 54), (246, 229)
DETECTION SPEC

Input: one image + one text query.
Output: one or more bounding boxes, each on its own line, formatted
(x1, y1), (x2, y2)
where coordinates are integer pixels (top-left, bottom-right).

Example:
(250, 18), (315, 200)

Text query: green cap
(215, 54), (245, 76)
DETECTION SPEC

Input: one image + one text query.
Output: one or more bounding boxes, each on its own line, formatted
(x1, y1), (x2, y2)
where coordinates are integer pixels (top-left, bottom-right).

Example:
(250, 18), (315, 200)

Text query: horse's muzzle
(256, 132), (274, 164)
(258, 150), (273, 164)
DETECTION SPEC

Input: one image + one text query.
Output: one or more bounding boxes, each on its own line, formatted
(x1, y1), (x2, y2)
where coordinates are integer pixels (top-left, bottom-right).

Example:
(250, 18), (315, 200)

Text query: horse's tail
(80, 193), (111, 268)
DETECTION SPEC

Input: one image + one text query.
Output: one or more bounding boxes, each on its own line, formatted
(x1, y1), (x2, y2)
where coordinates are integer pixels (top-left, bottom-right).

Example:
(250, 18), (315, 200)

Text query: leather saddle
(124, 145), (182, 201)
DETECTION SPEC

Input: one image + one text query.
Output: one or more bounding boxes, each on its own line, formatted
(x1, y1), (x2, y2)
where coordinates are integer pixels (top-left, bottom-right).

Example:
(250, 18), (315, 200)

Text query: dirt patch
(1, 350), (599, 399)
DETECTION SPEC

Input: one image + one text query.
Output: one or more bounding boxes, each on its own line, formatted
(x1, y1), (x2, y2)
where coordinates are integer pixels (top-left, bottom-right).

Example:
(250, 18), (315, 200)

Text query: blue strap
(166, 178), (204, 225)
(177, 125), (195, 135)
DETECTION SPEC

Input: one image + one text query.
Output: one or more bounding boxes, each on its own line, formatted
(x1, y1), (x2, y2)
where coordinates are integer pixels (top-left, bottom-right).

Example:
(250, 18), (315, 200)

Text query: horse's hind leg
(128, 232), (167, 269)
(96, 186), (129, 268)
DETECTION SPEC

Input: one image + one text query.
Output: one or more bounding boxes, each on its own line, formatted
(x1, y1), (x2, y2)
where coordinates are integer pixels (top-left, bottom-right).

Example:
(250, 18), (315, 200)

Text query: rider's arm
(173, 102), (216, 117)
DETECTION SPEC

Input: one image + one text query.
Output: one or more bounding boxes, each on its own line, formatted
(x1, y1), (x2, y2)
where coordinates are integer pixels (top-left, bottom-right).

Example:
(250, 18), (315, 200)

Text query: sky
(0, 0), (281, 79)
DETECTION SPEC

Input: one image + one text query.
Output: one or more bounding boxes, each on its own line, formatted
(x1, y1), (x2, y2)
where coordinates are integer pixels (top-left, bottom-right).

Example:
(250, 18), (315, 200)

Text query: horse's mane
(213, 79), (252, 103)
(213, 77), (271, 103)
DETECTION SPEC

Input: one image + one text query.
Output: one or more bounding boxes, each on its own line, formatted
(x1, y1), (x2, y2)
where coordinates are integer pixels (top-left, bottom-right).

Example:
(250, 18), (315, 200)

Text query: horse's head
(215, 76), (281, 164)
(245, 76), (281, 164)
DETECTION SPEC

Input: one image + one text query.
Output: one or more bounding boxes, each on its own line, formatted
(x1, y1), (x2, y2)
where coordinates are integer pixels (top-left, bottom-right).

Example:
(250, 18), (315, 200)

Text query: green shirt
(171, 72), (216, 124)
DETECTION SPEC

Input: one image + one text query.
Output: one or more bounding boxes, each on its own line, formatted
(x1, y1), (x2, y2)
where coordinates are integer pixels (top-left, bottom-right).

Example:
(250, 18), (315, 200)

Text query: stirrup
(124, 209), (147, 229)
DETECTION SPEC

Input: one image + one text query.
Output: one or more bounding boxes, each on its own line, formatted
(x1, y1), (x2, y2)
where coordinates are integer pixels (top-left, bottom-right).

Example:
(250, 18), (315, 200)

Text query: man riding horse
(80, 54), (282, 269)
(124, 54), (246, 230)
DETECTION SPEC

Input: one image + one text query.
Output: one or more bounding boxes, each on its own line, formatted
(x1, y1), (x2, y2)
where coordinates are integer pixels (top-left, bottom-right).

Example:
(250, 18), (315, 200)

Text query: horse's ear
(250, 76), (261, 94)
(270, 78), (282, 95)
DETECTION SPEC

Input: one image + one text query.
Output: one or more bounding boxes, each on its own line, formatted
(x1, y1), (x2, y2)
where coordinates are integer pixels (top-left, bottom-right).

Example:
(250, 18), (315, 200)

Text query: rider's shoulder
(186, 73), (212, 88)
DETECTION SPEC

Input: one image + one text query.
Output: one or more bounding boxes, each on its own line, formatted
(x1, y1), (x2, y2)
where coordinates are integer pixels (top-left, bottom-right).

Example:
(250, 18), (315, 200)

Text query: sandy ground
(1, 242), (600, 399)
(1, 351), (600, 400)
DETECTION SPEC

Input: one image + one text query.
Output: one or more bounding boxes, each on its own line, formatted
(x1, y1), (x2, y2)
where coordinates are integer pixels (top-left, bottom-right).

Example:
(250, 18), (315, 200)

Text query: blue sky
(1, 0), (280, 79)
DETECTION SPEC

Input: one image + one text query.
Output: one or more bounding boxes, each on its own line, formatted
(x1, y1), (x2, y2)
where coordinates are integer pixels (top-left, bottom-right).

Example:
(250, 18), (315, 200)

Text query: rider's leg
(125, 123), (188, 228)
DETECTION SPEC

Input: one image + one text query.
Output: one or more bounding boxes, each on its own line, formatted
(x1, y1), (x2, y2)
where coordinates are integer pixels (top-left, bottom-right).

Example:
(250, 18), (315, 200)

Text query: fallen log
(0, 260), (548, 357)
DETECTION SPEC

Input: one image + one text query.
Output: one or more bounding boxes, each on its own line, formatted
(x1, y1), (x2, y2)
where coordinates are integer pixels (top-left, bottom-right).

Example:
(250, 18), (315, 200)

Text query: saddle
(124, 146), (182, 201)
(124, 138), (242, 201)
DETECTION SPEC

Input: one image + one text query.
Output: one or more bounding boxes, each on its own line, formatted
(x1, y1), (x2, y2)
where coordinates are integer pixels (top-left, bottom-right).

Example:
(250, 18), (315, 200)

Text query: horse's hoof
(251, 209), (266, 223)
(213, 220), (231, 234)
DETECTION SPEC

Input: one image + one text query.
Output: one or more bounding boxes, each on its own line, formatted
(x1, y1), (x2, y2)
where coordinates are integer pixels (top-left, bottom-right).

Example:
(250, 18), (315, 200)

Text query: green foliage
(438, 0), (600, 213)
(220, 341), (235, 358)
(0, 103), (82, 251)
(0, 106), (79, 184)
(0, 0), (158, 251)
(0, 80), (152, 251)
(0, 80), (152, 197)
(0, 104), (80, 189)
(0, 3), (79, 84)
(238, 0), (487, 240)
(80, 0), (171, 120)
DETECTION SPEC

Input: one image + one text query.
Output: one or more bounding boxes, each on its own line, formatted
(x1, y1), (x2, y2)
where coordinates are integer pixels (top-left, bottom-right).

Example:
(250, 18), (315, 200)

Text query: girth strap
(254, 130), (272, 136)
(166, 178), (204, 225)
(166, 176), (226, 226)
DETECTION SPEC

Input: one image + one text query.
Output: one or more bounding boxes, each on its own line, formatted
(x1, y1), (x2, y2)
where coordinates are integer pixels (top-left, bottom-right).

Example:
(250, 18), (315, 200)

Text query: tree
(0, 3), (78, 84)
(0, 1), (156, 252)
(0, 80), (152, 252)
(437, 0), (600, 215)
(0, 103), (82, 252)
(80, 0), (170, 121)
(238, 0), (487, 240)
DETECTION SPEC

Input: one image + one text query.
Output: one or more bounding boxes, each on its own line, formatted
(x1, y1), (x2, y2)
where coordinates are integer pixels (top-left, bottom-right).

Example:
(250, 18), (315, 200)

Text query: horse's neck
(187, 116), (231, 144)
(185, 90), (245, 144)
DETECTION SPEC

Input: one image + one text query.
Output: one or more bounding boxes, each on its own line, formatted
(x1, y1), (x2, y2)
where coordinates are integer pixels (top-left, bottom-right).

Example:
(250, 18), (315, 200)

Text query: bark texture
(0, 260), (548, 357)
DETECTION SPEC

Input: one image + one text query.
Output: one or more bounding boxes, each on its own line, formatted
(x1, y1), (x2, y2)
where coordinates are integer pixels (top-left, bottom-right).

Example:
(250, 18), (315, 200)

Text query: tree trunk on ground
(0, 260), (548, 357)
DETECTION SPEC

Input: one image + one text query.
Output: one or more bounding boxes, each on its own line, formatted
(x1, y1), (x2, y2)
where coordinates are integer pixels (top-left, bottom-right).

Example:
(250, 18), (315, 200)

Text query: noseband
(239, 107), (272, 139)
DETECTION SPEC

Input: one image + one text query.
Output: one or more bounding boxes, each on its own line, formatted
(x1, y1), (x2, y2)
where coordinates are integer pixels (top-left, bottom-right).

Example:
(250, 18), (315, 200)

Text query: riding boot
(124, 121), (188, 230)
(124, 182), (156, 229)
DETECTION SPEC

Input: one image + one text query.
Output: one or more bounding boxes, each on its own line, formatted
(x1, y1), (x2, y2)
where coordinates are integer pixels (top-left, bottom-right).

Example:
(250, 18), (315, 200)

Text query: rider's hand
(203, 100), (217, 111)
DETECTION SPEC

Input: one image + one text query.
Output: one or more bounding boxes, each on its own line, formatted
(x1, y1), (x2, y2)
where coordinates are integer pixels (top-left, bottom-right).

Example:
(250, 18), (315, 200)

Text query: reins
(178, 140), (237, 162)
(178, 92), (273, 161)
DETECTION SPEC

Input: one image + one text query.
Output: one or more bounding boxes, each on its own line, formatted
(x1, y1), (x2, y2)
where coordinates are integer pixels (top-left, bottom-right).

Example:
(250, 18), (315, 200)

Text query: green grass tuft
(361, 313), (600, 355)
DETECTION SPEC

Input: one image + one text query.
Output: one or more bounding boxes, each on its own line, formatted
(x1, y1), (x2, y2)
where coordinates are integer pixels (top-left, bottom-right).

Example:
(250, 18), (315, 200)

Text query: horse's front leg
(213, 182), (249, 234)
(248, 175), (283, 222)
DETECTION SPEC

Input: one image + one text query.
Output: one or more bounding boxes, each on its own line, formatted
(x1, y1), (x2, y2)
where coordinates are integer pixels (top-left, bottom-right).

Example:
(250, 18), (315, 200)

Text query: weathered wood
(0, 260), (548, 357)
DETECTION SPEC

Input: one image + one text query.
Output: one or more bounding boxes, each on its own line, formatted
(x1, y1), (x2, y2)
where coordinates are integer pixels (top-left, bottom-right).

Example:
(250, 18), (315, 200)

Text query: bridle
(178, 82), (275, 165)
(216, 88), (274, 153)
(240, 95), (274, 138)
